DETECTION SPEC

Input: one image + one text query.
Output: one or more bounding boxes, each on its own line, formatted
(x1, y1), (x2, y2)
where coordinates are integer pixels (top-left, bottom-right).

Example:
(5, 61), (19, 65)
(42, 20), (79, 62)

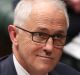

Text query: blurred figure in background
(62, 0), (80, 71)
(63, 0), (80, 43)
(64, 0), (80, 13)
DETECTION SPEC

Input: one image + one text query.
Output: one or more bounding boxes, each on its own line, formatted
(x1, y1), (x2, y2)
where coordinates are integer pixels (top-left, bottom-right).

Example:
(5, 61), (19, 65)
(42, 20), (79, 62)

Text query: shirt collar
(13, 54), (30, 75)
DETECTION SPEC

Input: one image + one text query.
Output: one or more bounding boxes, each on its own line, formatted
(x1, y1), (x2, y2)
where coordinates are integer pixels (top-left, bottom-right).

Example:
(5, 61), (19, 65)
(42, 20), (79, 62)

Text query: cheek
(53, 47), (63, 60)
(18, 39), (45, 70)
(18, 31), (43, 55)
(18, 35), (43, 60)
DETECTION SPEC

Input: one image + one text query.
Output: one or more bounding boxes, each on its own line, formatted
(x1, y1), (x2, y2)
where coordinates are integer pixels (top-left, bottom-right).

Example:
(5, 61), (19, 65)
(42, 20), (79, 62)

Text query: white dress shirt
(13, 55), (30, 75)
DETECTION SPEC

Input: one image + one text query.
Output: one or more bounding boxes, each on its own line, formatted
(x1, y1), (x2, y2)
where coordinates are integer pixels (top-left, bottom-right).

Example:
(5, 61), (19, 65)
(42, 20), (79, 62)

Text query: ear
(8, 25), (18, 46)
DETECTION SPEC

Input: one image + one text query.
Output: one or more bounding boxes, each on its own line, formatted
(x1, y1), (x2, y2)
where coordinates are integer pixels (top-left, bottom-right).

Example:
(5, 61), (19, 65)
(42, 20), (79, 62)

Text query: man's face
(64, 0), (80, 13)
(14, 2), (67, 74)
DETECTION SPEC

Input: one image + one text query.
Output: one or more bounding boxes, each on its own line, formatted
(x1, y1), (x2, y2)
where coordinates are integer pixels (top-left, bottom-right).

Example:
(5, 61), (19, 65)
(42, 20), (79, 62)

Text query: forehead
(24, 1), (67, 33)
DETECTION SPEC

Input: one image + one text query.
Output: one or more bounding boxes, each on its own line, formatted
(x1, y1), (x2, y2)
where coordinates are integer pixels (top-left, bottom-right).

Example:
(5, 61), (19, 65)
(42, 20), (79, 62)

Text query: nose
(43, 37), (54, 52)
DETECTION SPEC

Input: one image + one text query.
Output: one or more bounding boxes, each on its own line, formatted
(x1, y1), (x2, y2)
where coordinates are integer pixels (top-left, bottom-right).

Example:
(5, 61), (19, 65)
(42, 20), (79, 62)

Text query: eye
(34, 32), (49, 39)
(53, 34), (65, 39)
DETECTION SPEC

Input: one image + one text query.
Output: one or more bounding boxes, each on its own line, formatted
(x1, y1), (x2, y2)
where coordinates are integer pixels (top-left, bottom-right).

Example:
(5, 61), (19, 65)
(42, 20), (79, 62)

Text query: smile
(36, 55), (54, 60)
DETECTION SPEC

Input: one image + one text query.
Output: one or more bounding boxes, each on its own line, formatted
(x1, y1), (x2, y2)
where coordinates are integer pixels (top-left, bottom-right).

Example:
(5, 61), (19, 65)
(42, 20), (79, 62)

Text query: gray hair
(14, 0), (69, 27)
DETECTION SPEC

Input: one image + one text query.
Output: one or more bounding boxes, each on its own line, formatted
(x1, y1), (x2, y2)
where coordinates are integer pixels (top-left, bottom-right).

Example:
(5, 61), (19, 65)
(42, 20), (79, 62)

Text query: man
(0, 0), (80, 75)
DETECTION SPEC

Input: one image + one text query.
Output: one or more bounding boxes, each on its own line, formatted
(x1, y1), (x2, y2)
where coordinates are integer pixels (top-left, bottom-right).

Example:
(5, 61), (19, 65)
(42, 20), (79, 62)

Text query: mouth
(36, 55), (54, 60)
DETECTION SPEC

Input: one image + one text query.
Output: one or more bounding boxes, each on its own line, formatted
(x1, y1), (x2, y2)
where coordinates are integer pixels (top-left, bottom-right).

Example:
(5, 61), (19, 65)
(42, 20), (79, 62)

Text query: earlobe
(8, 25), (18, 46)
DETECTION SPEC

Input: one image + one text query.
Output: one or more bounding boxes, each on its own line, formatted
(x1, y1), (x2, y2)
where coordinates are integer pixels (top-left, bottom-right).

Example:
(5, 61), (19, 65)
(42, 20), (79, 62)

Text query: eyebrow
(35, 27), (66, 35)
(36, 27), (49, 33)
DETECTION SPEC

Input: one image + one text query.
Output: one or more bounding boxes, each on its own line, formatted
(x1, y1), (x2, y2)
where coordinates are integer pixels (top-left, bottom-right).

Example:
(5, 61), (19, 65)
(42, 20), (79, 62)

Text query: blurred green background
(0, 0), (13, 57)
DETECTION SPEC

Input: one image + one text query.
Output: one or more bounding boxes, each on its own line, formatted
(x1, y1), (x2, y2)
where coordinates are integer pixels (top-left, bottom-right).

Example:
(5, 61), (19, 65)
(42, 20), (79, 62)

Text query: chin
(35, 63), (54, 73)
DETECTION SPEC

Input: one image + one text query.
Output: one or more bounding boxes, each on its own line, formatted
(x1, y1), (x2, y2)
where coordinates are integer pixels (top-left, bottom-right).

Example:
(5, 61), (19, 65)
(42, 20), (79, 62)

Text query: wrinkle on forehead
(29, 1), (67, 26)
(23, 0), (67, 32)
(28, 9), (67, 29)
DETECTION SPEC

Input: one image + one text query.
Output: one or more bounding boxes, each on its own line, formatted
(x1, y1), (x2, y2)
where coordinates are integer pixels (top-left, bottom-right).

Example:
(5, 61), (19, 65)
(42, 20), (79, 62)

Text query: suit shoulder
(0, 55), (9, 63)
(54, 62), (80, 75)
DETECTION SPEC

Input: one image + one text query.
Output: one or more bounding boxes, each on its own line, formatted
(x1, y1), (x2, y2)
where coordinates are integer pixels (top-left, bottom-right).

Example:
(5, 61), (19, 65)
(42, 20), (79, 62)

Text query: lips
(36, 54), (54, 60)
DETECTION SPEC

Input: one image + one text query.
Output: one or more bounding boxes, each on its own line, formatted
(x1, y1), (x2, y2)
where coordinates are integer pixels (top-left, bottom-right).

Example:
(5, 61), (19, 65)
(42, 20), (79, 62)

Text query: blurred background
(0, 0), (12, 57)
(0, 0), (80, 71)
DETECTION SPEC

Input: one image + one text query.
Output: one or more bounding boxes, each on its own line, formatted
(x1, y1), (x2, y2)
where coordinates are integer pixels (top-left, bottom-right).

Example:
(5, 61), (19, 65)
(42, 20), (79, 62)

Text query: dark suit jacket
(0, 54), (80, 75)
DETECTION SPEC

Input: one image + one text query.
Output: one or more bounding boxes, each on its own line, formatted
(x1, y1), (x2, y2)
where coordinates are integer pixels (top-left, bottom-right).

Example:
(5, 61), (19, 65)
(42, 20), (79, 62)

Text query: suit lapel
(48, 69), (59, 75)
(1, 54), (17, 75)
